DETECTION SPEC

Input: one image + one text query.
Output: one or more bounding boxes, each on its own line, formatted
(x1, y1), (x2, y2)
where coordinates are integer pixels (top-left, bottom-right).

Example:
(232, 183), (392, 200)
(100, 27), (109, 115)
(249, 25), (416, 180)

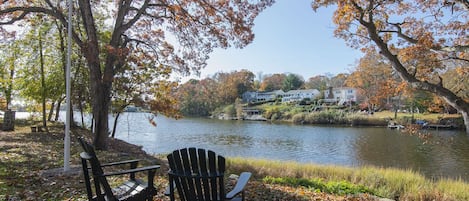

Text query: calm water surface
(86, 112), (469, 181)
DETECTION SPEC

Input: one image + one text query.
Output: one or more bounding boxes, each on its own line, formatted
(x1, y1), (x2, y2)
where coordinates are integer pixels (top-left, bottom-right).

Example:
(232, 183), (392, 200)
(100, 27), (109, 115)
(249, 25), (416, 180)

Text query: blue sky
(187, 0), (363, 81)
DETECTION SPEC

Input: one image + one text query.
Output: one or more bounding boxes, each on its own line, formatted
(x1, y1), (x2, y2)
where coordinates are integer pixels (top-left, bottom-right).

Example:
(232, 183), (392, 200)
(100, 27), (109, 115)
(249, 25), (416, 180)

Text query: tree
(345, 50), (401, 111)
(282, 73), (304, 91)
(110, 63), (179, 137)
(235, 97), (243, 120)
(0, 42), (19, 110)
(253, 71), (264, 90)
(174, 78), (219, 116)
(11, 15), (66, 130)
(329, 73), (348, 88)
(214, 70), (255, 104)
(260, 73), (286, 91)
(312, 0), (469, 133)
(442, 65), (469, 101)
(305, 75), (328, 90)
(1, 0), (274, 148)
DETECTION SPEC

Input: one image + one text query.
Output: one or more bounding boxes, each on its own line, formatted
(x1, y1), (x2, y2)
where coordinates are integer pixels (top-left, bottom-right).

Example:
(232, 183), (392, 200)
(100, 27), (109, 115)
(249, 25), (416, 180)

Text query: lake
(53, 111), (469, 181)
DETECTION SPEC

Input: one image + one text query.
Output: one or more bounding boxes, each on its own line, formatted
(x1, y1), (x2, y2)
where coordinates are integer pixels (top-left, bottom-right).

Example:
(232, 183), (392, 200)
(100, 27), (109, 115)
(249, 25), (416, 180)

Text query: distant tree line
(174, 50), (464, 117)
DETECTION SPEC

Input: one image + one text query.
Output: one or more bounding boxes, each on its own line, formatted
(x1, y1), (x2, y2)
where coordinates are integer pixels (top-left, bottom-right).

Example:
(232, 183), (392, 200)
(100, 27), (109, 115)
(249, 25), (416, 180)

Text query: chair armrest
(100, 159), (141, 167)
(102, 165), (160, 177)
(164, 185), (170, 196)
(225, 172), (252, 199)
(164, 182), (176, 196)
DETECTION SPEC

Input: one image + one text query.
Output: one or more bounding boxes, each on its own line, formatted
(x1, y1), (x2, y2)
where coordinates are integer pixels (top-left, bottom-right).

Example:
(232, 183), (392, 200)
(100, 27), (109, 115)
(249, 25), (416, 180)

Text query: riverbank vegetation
(218, 100), (463, 129)
(228, 158), (469, 201)
(1, 123), (468, 200)
(174, 68), (466, 132)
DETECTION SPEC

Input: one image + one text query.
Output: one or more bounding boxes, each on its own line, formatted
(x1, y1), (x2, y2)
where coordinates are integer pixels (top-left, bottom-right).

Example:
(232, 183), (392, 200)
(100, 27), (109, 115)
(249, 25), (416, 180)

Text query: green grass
(227, 157), (469, 200)
(263, 176), (374, 195)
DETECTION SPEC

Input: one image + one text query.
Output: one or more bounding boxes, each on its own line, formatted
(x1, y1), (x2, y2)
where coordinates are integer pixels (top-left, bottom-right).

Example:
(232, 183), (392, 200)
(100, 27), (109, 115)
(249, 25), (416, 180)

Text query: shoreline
(210, 111), (465, 131)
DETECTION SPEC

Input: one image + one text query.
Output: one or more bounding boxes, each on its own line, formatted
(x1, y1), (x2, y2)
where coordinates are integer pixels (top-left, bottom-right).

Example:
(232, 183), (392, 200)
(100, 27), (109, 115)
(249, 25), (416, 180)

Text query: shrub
(292, 113), (306, 124)
(223, 104), (236, 118)
(304, 110), (348, 124)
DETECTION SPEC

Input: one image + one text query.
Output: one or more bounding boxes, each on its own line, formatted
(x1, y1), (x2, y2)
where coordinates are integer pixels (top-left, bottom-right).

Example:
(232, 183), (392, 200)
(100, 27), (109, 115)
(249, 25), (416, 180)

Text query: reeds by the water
(291, 110), (388, 126)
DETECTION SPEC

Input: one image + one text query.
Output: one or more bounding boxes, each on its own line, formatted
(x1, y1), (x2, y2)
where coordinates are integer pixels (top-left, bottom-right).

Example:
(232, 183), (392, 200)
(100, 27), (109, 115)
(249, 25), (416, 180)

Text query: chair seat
(113, 179), (155, 201)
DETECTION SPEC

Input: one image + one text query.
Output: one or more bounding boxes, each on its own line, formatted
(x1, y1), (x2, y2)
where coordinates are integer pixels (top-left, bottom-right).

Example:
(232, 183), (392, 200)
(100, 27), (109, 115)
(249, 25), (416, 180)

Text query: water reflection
(204, 134), (254, 146)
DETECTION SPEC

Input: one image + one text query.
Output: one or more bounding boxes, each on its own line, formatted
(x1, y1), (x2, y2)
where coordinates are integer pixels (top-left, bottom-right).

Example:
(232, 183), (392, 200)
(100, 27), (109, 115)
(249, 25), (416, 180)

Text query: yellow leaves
(455, 66), (468, 76)
(333, 3), (356, 27)
(148, 79), (181, 119)
(417, 32), (436, 49)
(396, 82), (408, 94)
(398, 44), (443, 82)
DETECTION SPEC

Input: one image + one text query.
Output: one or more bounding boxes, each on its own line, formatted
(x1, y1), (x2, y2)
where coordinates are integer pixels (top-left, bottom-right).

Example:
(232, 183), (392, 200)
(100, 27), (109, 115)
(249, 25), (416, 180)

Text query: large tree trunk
(92, 87), (110, 149)
(79, 0), (110, 149)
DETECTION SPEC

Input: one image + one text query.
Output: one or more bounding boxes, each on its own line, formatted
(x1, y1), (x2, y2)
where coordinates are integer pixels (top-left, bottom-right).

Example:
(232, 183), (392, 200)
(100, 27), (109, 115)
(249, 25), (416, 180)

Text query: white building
(323, 87), (358, 104)
(282, 89), (321, 103)
(242, 90), (284, 103)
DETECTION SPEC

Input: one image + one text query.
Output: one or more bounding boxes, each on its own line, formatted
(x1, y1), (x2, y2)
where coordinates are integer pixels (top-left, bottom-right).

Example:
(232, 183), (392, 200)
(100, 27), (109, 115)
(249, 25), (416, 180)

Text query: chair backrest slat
(189, 148), (205, 201)
(198, 149), (211, 201)
(207, 150), (218, 201)
(172, 149), (189, 201)
(181, 148), (197, 200)
(218, 155), (225, 199)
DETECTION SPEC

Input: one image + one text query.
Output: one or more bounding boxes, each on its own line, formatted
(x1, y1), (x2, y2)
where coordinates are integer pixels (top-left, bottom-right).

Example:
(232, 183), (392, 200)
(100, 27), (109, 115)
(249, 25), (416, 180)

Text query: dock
(423, 124), (453, 130)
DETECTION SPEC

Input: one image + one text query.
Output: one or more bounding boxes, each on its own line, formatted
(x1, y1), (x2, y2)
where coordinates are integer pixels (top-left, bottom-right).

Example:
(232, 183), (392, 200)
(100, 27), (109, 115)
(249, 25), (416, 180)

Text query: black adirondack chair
(78, 137), (160, 201)
(166, 148), (252, 201)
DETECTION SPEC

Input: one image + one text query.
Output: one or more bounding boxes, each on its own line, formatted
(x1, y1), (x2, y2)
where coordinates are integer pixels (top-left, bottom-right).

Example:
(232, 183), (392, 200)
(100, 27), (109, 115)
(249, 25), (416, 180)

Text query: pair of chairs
(78, 137), (251, 201)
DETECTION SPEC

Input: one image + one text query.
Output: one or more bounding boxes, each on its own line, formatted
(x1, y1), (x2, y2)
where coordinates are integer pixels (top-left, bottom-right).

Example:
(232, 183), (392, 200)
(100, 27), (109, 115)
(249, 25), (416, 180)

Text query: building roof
(284, 89), (320, 95)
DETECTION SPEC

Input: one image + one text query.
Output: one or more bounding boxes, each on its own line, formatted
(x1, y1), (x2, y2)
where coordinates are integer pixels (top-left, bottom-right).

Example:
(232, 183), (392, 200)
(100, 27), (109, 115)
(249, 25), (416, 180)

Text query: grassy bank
(227, 158), (469, 200)
(1, 123), (468, 200)
(257, 104), (464, 129)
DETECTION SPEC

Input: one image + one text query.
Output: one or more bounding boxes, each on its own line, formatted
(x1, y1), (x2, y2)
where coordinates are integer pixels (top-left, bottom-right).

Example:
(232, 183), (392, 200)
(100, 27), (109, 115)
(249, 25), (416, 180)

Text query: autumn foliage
(0, 0), (274, 148)
(312, 0), (469, 133)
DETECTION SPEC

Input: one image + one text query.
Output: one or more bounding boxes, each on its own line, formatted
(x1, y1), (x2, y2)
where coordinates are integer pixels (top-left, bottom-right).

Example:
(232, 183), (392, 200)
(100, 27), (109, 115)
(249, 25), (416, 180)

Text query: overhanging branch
(0, 5), (84, 48)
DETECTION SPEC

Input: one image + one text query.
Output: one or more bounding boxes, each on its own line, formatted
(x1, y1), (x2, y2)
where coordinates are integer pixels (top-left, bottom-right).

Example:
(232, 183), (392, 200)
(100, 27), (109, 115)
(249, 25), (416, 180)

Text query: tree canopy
(282, 73), (305, 91)
(0, 0), (274, 148)
(346, 50), (402, 111)
(312, 0), (469, 133)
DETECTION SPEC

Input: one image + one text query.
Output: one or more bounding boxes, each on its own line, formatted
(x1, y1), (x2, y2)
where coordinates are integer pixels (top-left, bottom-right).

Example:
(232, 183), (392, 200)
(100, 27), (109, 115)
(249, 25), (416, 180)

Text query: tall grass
(291, 110), (387, 126)
(227, 157), (469, 200)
